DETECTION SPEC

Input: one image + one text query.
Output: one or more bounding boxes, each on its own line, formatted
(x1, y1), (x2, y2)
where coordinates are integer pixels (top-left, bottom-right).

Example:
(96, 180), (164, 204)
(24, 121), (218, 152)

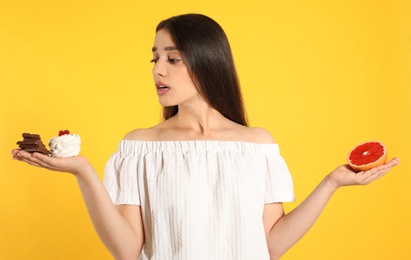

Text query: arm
(11, 150), (144, 260)
(264, 158), (400, 260)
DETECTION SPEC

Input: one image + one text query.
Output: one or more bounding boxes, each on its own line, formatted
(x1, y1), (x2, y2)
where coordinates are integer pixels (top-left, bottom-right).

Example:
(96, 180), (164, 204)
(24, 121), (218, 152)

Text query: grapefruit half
(347, 141), (388, 172)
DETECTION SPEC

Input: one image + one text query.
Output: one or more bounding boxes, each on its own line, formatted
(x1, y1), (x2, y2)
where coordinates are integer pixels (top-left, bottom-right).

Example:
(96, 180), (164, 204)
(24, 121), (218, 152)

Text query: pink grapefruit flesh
(347, 141), (388, 172)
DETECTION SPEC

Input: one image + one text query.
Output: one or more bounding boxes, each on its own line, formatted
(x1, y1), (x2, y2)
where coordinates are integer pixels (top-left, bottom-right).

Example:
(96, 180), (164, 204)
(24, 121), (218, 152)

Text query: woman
(12, 14), (399, 260)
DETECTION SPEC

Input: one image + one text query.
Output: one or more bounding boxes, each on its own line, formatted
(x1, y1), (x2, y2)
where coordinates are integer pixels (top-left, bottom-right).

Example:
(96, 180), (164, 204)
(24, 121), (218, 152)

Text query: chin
(158, 99), (177, 107)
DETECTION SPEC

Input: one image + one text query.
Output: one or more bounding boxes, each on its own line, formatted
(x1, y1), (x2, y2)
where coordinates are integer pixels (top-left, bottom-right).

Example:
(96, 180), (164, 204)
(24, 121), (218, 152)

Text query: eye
(168, 57), (181, 64)
(150, 58), (158, 63)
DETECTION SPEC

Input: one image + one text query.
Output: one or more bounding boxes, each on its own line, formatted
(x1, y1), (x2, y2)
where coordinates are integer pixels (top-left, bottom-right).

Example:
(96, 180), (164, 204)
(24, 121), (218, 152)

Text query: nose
(152, 59), (167, 78)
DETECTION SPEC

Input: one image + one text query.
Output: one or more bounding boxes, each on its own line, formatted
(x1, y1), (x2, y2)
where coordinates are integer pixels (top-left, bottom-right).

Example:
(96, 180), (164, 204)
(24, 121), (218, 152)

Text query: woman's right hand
(11, 149), (92, 176)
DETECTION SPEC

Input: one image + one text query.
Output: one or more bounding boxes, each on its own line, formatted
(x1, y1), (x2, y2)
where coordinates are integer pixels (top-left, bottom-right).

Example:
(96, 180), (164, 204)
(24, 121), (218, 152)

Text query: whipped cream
(49, 134), (81, 158)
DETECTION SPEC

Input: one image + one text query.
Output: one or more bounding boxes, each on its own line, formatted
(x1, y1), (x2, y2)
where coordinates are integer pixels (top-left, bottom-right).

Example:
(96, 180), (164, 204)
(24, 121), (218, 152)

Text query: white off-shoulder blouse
(104, 140), (294, 260)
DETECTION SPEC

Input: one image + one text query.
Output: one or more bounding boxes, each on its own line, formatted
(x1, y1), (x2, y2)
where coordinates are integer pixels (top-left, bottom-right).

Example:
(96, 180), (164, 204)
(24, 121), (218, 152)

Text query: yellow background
(1, 0), (410, 259)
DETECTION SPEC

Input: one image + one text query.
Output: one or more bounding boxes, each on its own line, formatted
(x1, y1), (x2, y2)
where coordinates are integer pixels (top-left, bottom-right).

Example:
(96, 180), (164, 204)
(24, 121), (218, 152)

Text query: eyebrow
(151, 46), (178, 52)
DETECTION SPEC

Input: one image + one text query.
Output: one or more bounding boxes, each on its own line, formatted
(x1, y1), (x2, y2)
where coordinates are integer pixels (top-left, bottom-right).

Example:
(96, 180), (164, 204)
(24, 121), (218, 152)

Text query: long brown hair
(156, 14), (248, 126)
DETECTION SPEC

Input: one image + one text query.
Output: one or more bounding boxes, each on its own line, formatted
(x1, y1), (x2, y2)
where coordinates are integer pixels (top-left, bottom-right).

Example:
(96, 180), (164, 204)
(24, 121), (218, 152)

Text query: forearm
(267, 176), (337, 259)
(75, 168), (143, 259)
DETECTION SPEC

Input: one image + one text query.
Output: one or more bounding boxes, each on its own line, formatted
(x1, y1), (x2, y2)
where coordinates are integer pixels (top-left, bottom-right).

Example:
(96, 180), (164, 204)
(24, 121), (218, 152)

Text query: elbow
(106, 233), (144, 260)
(267, 238), (288, 260)
(111, 251), (141, 260)
(269, 250), (285, 260)
(108, 242), (143, 260)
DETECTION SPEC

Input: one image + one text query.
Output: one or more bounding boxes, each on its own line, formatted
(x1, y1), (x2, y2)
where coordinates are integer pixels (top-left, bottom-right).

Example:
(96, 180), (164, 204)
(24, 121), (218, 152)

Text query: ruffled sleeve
(103, 140), (295, 206)
(264, 145), (295, 203)
(103, 141), (141, 205)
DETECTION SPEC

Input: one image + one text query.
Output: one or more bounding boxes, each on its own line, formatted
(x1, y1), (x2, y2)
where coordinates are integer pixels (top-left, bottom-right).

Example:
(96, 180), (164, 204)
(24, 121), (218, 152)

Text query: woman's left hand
(327, 157), (400, 190)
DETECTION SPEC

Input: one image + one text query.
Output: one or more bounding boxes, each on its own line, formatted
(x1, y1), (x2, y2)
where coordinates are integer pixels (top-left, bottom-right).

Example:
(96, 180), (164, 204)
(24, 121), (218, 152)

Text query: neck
(173, 100), (226, 135)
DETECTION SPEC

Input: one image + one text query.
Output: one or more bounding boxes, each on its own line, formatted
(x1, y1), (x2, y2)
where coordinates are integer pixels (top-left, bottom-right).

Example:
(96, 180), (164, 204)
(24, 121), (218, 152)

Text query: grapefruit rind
(347, 141), (388, 172)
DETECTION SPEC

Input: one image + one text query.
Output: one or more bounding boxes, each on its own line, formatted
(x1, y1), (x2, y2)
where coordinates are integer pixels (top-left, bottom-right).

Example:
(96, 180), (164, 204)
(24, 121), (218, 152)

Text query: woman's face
(151, 29), (199, 107)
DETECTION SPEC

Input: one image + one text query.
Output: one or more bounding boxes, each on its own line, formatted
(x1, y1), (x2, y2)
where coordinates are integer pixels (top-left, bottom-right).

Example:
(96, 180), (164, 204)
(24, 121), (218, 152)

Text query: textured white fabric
(104, 140), (294, 260)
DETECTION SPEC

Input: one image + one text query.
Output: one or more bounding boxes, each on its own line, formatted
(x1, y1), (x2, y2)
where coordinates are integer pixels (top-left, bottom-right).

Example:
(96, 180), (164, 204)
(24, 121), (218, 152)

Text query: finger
(369, 168), (389, 182)
(12, 150), (32, 161)
(31, 153), (62, 169)
(14, 150), (38, 161)
(360, 159), (398, 184)
(18, 157), (45, 168)
(14, 151), (47, 167)
(364, 158), (399, 174)
(14, 151), (56, 169)
(30, 152), (66, 170)
(386, 157), (400, 167)
(22, 153), (50, 167)
(11, 149), (20, 155)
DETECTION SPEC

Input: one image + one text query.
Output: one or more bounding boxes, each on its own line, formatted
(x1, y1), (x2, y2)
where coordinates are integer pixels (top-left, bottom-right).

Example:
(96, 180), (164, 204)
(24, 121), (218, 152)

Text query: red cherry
(58, 130), (70, 136)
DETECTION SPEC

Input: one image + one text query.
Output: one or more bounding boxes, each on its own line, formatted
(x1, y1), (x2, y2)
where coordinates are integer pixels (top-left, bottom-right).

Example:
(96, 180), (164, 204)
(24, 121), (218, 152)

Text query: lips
(155, 81), (170, 95)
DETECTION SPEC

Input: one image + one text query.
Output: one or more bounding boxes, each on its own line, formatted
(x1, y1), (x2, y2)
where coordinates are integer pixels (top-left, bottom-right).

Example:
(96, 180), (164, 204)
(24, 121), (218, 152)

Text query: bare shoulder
(122, 120), (173, 141)
(122, 120), (276, 143)
(244, 127), (276, 144)
(122, 127), (160, 141)
(231, 124), (275, 144)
